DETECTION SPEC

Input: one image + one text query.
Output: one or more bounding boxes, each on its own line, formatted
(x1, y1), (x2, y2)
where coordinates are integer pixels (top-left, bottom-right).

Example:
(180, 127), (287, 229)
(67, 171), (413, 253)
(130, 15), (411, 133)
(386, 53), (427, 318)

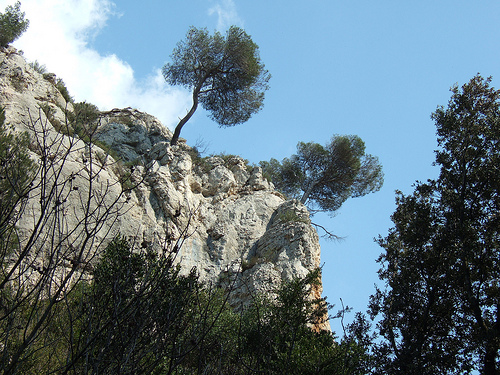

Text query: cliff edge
(0, 46), (329, 330)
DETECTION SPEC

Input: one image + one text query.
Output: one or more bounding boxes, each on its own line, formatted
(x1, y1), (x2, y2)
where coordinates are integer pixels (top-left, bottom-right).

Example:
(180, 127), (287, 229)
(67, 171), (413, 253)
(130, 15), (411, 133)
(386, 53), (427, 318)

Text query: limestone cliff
(0, 46), (329, 329)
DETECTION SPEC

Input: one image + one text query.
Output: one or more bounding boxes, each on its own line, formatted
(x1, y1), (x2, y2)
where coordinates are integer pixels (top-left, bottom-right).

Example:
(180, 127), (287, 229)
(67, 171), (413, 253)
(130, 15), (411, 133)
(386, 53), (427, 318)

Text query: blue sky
(5, 0), (500, 332)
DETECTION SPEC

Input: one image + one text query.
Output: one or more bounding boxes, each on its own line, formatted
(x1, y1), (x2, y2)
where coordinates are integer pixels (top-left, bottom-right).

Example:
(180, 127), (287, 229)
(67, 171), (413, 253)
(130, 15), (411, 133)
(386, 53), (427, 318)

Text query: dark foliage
(370, 74), (500, 374)
(260, 135), (383, 215)
(0, 1), (29, 48)
(163, 26), (270, 145)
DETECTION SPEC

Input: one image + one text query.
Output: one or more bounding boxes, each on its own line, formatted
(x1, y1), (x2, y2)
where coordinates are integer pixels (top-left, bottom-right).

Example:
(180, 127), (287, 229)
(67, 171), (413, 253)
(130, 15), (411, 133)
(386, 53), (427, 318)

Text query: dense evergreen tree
(75, 237), (209, 374)
(371, 75), (500, 374)
(237, 269), (372, 375)
(77, 246), (371, 374)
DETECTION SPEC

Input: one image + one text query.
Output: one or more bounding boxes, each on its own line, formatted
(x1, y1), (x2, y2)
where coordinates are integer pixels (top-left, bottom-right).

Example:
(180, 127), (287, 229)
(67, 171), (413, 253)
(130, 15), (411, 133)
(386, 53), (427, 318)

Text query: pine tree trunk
(300, 180), (317, 204)
(170, 96), (198, 146)
(170, 78), (205, 146)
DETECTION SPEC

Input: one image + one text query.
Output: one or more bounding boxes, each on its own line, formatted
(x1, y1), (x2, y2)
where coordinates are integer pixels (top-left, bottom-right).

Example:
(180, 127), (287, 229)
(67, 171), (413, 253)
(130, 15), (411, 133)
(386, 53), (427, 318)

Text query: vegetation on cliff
(0, 1), (28, 48)
(260, 135), (384, 215)
(0, 29), (369, 372)
(163, 26), (271, 146)
(1, 4), (499, 371)
(0, 104), (369, 372)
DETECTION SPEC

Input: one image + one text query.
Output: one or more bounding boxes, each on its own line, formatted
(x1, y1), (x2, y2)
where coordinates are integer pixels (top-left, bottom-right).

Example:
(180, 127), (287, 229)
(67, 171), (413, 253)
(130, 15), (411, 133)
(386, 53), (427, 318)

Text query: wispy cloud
(0, 0), (190, 129)
(208, 0), (243, 30)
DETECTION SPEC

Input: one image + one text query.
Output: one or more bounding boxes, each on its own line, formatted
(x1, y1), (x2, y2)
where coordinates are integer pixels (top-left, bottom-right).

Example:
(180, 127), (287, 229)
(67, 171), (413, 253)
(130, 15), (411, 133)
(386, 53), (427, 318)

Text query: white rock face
(0, 47), (329, 329)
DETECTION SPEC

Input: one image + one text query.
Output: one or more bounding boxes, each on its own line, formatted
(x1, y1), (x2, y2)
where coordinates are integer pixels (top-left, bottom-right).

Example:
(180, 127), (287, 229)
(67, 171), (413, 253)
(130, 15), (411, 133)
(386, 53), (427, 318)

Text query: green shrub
(0, 1), (29, 47)
(39, 102), (54, 118)
(109, 114), (134, 127)
(42, 72), (54, 81)
(218, 152), (252, 170)
(124, 157), (142, 168)
(277, 209), (309, 224)
(39, 103), (66, 133)
(29, 60), (47, 74)
(68, 101), (100, 139)
(55, 78), (72, 103)
(94, 139), (119, 160)
(190, 151), (254, 174)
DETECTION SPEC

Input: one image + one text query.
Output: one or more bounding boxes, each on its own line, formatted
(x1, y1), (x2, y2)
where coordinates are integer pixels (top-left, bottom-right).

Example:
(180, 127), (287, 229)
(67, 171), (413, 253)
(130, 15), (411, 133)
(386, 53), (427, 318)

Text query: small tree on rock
(0, 1), (29, 48)
(163, 26), (270, 145)
(261, 135), (384, 215)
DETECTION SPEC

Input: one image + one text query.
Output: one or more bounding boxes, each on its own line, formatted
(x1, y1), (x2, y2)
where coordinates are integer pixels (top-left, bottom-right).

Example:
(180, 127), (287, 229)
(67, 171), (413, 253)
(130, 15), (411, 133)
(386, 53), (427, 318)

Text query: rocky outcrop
(0, 46), (329, 330)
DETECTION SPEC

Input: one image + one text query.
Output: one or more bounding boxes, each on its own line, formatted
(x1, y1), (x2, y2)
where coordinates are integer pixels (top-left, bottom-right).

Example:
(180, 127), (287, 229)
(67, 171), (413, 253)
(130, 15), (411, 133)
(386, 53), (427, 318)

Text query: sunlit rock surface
(0, 46), (330, 331)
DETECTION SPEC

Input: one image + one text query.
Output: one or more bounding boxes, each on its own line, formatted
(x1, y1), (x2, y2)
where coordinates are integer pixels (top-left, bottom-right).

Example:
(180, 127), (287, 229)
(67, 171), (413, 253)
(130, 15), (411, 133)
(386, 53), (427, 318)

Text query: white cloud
(0, 0), (190, 129)
(208, 0), (243, 31)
